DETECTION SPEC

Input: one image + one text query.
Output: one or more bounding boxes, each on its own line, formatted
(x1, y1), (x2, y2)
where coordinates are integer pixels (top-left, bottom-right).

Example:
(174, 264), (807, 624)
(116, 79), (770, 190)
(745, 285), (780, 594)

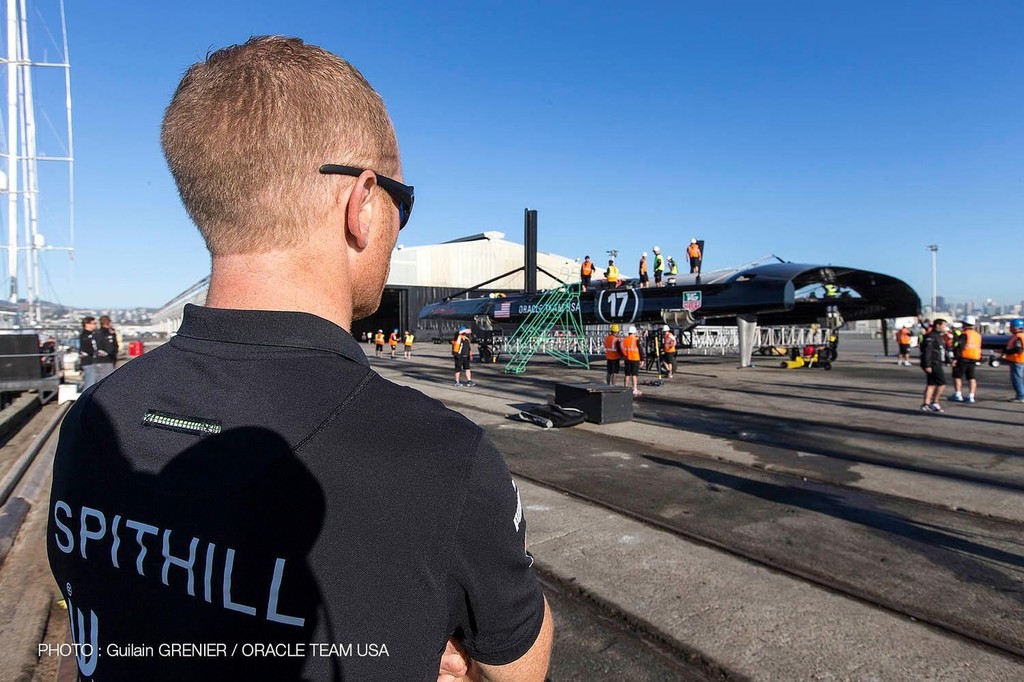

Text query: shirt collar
(175, 304), (369, 366)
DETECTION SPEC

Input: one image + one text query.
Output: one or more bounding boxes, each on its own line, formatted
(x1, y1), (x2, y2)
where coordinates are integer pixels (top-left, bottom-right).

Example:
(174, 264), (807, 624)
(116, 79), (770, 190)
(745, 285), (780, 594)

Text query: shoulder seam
(293, 367), (377, 452)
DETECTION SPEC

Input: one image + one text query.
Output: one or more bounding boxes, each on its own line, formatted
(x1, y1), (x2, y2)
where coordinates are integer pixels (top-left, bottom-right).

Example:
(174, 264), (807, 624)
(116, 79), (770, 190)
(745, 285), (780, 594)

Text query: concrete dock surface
(370, 334), (1024, 680)
(2, 334), (1022, 681)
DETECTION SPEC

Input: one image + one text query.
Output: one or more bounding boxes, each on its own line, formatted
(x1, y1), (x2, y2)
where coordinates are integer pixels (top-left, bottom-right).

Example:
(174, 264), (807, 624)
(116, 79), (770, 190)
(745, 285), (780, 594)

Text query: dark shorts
(952, 361), (978, 381)
(690, 257), (700, 270)
(624, 360), (640, 376)
(898, 343), (910, 355)
(925, 366), (946, 386)
(639, 273), (649, 284)
(654, 272), (662, 284)
(606, 358), (621, 374)
(663, 353), (676, 371)
(454, 355), (470, 371)
(581, 275), (591, 287)
(375, 344), (383, 351)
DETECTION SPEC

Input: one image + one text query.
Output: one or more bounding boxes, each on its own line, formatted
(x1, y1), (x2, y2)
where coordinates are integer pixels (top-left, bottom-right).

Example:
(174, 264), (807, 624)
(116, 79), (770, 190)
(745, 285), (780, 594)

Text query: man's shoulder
(366, 373), (483, 439)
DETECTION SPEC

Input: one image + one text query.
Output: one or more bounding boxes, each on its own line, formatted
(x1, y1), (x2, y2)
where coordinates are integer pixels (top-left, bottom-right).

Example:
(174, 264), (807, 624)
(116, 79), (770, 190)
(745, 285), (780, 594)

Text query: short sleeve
(447, 436), (546, 665)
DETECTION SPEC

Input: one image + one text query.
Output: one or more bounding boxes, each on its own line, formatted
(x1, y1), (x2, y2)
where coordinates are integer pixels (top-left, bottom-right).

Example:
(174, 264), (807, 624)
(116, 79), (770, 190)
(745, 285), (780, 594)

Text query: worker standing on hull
(687, 239), (702, 274)
(605, 259), (620, 288)
(580, 256), (594, 291)
(652, 247), (664, 287)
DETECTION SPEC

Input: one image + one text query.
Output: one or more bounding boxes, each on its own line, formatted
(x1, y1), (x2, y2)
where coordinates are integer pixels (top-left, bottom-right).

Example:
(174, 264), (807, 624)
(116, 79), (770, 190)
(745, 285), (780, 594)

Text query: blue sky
(8, 0), (1023, 309)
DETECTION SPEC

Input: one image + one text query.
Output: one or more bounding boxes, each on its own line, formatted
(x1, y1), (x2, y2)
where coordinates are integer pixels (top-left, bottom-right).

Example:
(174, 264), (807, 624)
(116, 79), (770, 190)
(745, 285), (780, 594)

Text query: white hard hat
(653, 245), (660, 252)
(963, 315), (976, 326)
(628, 326), (637, 334)
(662, 324), (670, 331)
(642, 251), (647, 257)
(690, 238), (697, 244)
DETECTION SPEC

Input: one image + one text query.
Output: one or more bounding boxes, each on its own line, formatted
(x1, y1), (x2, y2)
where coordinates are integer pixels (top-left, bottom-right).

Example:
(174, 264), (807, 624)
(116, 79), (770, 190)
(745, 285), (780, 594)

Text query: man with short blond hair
(49, 36), (551, 682)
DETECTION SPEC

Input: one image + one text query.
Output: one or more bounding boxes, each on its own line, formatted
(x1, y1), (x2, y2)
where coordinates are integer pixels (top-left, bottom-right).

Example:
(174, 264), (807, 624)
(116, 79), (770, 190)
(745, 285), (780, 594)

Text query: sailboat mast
(17, 0), (40, 322)
(5, 0), (19, 309)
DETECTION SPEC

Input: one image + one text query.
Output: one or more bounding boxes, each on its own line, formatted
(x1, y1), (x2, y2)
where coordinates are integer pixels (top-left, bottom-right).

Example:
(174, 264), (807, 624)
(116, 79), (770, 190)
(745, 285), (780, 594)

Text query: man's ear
(344, 170), (378, 250)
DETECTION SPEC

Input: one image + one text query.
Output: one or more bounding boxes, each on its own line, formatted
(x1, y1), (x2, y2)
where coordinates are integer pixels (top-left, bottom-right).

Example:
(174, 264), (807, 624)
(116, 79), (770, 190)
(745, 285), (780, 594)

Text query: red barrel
(128, 341), (144, 357)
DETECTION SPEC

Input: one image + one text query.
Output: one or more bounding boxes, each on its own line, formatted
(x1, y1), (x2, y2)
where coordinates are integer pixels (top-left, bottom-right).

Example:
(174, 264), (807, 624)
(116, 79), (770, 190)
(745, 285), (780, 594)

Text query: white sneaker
(967, 396), (976, 404)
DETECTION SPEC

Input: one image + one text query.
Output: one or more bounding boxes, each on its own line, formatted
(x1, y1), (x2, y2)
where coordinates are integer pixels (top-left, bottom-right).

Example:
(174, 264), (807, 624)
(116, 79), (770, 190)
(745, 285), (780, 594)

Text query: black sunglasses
(318, 164), (414, 230)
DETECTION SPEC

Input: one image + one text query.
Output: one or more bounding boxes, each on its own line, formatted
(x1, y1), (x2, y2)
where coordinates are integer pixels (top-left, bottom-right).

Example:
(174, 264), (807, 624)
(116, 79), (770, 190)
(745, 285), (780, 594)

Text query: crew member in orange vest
(1002, 318), (1024, 402)
(373, 329), (385, 358)
(620, 325), (645, 397)
(388, 329), (400, 358)
(604, 324), (622, 385)
(686, 238), (702, 274)
(661, 325), (677, 379)
(950, 316), (982, 403)
(580, 256), (594, 292)
(638, 253), (649, 288)
(896, 325), (912, 366)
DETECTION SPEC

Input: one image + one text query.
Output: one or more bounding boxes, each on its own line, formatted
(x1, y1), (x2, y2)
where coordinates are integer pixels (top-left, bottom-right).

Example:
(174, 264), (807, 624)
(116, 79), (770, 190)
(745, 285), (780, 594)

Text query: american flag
(495, 301), (511, 319)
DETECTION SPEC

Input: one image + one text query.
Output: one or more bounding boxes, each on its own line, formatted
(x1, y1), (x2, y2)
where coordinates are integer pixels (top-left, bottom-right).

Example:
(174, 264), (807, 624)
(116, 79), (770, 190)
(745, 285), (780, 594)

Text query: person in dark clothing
(920, 318), (948, 413)
(95, 315), (119, 381)
(40, 336), (57, 377)
(47, 36), (551, 682)
(77, 316), (102, 390)
(453, 327), (476, 386)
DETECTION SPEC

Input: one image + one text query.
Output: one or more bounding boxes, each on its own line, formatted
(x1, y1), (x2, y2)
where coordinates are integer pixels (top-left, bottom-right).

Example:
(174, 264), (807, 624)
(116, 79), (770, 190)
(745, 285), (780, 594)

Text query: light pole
(927, 244), (939, 314)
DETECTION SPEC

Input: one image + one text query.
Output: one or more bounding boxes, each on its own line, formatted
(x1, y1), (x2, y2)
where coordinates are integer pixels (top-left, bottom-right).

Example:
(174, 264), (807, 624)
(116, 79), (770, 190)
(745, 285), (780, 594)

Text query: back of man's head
(161, 36), (399, 256)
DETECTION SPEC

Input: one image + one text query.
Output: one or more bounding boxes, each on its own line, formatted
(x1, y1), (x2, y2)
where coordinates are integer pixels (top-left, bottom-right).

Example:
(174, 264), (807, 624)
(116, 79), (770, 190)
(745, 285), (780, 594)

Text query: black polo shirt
(47, 304), (545, 681)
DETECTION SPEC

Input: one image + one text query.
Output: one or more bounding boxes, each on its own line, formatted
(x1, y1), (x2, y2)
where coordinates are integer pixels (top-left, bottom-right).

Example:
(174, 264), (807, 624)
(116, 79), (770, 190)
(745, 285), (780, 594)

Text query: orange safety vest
(958, 329), (982, 361)
(453, 336), (470, 355)
(581, 261), (593, 276)
(620, 335), (640, 361)
(897, 328), (911, 345)
(374, 333), (385, 345)
(1005, 332), (1024, 363)
(639, 259), (647, 275)
(606, 265), (619, 283)
(388, 333), (398, 346)
(604, 334), (621, 360)
(663, 333), (677, 353)
(687, 243), (701, 258)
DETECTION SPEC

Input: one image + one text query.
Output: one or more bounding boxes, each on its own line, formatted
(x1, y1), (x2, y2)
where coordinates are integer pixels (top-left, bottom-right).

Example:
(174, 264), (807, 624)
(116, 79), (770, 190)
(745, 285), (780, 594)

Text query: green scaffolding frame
(503, 276), (590, 374)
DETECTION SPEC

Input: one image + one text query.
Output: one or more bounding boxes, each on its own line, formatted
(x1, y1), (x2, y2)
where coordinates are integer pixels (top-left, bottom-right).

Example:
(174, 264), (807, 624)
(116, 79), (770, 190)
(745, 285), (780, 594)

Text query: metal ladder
(503, 264), (590, 374)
